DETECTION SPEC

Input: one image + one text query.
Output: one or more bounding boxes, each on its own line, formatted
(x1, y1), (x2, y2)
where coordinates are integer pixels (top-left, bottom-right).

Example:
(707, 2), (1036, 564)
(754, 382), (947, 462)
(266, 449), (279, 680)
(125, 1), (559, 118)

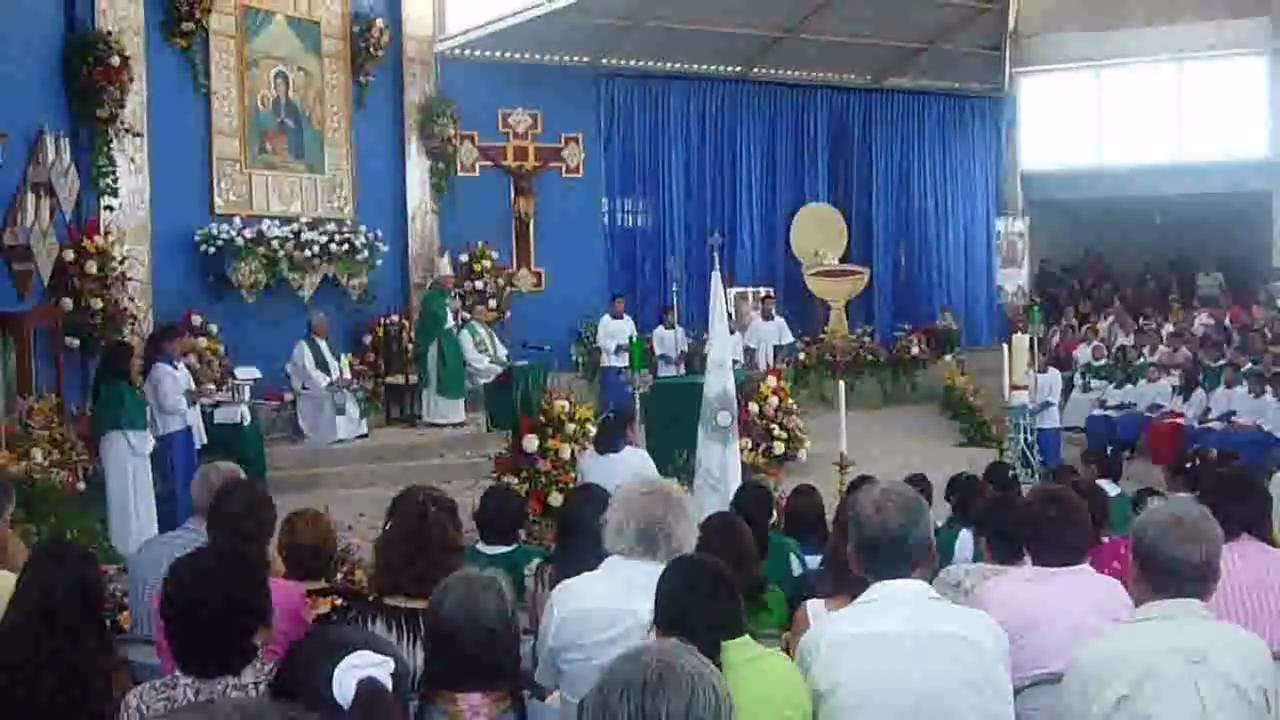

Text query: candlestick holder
(834, 451), (854, 496)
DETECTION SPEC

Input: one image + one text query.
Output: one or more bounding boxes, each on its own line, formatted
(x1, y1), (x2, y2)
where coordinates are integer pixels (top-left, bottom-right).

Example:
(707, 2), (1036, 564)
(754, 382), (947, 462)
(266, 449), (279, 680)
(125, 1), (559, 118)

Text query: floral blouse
(116, 655), (276, 720)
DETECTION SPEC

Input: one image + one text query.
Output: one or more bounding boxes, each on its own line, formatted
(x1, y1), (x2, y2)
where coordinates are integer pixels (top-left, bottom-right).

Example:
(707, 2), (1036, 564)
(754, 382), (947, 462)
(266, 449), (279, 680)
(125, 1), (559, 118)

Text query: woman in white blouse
(575, 407), (660, 493)
(142, 324), (199, 533)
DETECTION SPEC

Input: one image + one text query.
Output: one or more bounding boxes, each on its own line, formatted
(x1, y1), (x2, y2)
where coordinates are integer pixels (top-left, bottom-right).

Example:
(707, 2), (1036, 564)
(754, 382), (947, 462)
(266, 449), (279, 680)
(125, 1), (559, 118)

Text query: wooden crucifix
(455, 107), (585, 292)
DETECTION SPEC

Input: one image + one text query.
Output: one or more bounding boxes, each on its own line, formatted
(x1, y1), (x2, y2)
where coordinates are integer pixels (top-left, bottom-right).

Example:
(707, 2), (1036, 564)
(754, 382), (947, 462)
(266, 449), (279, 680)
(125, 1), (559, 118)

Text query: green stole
(464, 321), (494, 359)
(303, 336), (333, 378)
(91, 379), (149, 441)
(415, 284), (467, 400)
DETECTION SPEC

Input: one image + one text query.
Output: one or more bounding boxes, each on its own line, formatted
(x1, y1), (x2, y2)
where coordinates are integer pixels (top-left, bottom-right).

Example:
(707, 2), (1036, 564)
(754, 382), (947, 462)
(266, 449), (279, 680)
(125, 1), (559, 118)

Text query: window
(1018, 53), (1269, 171)
(444, 0), (544, 37)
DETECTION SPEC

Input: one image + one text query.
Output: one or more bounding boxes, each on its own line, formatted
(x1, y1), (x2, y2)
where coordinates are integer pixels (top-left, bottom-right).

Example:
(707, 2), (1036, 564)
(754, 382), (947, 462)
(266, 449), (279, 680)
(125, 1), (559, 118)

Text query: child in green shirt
(464, 484), (545, 600)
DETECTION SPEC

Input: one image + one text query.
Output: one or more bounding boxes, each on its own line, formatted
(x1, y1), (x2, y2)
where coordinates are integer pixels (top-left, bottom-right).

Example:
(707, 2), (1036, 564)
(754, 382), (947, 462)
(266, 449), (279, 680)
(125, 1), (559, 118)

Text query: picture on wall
(209, 0), (354, 219)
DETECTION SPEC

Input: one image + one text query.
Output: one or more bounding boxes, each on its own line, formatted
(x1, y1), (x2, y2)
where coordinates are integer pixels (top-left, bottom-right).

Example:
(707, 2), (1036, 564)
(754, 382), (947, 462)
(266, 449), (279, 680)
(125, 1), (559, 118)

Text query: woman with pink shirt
(154, 479), (309, 673)
(1201, 468), (1280, 653)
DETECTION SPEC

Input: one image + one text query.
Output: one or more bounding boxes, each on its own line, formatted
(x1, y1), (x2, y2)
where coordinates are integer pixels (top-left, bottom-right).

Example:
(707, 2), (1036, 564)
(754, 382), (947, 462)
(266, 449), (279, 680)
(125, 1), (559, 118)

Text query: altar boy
(1032, 352), (1063, 469)
(651, 305), (689, 378)
(596, 293), (638, 412)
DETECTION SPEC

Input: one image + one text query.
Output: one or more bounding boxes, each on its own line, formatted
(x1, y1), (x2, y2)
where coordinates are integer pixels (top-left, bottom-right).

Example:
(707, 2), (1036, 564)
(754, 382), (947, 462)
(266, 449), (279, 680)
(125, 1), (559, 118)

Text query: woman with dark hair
(935, 472), (988, 567)
(120, 545), (276, 719)
(0, 540), (119, 719)
(419, 569), (525, 719)
(527, 482), (610, 631)
(143, 322), (200, 532)
(1201, 468), (1280, 653)
(933, 493), (1028, 606)
(92, 338), (158, 555)
(1148, 361), (1207, 467)
(653, 554), (811, 720)
(277, 508), (339, 587)
(697, 511), (788, 644)
(575, 406), (659, 493)
(731, 481), (806, 606)
(981, 461), (1019, 498)
(271, 624), (411, 720)
(465, 484), (545, 601)
(782, 483), (828, 570)
(326, 485), (464, 689)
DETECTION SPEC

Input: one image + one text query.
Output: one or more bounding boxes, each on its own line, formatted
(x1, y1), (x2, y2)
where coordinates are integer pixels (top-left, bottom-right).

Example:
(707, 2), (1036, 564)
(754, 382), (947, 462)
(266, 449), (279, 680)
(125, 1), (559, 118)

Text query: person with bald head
(795, 480), (1013, 719)
(1062, 498), (1277, 719)
(286, 310), (368, 445)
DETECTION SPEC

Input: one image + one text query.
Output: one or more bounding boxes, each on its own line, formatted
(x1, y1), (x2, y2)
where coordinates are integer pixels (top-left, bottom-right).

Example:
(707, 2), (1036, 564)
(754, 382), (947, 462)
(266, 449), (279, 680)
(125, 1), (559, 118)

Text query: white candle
(837, 379), (847, 457)
(1001, 342), (1010, 402)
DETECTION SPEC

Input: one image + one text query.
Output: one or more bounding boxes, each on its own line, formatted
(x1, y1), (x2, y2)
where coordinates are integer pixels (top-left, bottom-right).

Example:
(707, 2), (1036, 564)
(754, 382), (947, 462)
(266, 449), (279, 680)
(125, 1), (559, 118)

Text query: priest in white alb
(287, 311), (369, 445)
(459, 303), (509, 387)
(744, 293), (795, 371)
(651, 305), (689, 378)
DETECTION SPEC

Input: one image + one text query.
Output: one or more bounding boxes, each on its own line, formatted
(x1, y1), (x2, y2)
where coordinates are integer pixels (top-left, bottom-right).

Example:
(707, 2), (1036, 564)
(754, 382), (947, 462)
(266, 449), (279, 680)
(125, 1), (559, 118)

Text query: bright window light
(1018, 69), (1099, 170)
(444, 0), (543, 36)
(1180, 54), (1269, 162)
(1098, 61), (1178, 166)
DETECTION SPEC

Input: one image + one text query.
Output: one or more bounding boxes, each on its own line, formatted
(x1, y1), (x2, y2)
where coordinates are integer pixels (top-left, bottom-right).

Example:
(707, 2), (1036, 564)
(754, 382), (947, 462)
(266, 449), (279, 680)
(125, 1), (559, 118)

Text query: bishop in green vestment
(92, 340), (158, 556)
(417, 252), (467, 426)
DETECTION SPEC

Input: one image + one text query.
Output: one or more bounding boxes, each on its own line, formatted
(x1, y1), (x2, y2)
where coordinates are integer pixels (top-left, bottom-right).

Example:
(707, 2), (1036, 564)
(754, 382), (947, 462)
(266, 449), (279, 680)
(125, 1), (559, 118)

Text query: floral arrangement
(940, 361), (1001, 448)
(349, 312), (414, 418)
(418, 95), (460, 201)
(178, 310), (230, 388)
(570, 317), (601, 381)
(64, 31), (136, 200)
(51, 218), (143, 355)
(103, 566), (131, 633)
(456, 242), (513, 320)
(493, 390), (596, 534)
(162, 0), (213, 93)
(792, 325), (934, 402)
(351, 14), (392, 109)
(739, 370), (809, 479)
(195, 216), (389, 303)
(885, 324), (930, 385)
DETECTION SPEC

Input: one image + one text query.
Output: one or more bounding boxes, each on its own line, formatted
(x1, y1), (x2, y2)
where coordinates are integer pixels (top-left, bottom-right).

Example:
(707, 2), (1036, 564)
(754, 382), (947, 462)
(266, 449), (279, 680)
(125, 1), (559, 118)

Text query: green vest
(935, 517), (986, 568)
(91, 379), (149, 441)
(415, 284), (466, 400)
(464, 544), (546, 600)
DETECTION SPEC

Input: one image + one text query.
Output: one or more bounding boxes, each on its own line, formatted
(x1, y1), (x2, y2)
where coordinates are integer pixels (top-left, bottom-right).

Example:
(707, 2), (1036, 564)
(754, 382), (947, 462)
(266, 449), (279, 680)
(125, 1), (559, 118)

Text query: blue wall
(438, 61), (607, 368)
(145, 0), (408, 392)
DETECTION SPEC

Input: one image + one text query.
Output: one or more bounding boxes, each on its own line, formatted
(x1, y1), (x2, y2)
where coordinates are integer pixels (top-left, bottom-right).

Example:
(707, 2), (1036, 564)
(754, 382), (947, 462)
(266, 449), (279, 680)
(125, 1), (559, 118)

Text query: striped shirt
(1208, 535), (1280, 653)
(126, 518), (207, 639)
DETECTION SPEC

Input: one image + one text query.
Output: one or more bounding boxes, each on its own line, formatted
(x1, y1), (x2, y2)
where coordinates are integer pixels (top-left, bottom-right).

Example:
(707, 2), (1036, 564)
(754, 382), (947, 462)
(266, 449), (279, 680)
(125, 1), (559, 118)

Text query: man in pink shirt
(974, 485), (1134, 688)
(1202, 470), (1280, 653)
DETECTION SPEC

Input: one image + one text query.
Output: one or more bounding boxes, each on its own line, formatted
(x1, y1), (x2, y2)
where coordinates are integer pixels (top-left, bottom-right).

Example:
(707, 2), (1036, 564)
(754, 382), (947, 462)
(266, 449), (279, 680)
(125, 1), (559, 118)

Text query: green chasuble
(415, 283), (466, 400)
(91, 380), (149, 441)
(464, 544), (546, 600)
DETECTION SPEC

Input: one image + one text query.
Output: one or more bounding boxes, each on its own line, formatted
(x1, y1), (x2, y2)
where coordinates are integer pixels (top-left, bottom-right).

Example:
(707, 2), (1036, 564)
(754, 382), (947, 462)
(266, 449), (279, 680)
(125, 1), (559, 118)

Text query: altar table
(485, 362), (547, 432)
(642, 371), (745, 478)
(200, 406), (268, 483)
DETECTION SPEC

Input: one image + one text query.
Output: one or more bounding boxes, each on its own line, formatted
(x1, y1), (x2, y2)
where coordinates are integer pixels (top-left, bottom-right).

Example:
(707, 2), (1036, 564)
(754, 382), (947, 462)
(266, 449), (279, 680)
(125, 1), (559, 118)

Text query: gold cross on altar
(456, 107), (585, 292)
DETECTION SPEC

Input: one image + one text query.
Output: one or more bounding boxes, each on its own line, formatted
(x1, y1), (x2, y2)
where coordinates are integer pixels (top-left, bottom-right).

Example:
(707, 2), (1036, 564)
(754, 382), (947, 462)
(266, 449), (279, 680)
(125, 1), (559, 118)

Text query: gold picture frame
(209, 0), (354, 219)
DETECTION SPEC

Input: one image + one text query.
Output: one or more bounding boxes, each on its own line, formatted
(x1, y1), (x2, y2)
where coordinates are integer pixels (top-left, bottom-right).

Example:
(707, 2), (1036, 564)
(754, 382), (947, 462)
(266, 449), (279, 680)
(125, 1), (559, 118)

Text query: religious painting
(996, 216), (1030, 303)
(208, 0), (354, 219)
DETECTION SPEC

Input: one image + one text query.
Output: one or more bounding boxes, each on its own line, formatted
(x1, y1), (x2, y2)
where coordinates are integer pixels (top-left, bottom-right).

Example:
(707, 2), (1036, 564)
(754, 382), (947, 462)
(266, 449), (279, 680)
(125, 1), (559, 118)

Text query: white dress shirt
(144, 362), (192, 438)
(1062, 599), (1277, 720)
(1174, 387), (1210, 423)
(176, 362), (207, 449)
(744, 315), (795, 371)
(1132, 379), (1174, 413)
(575, 446), (661, 493)
(1236, 390), (1275, 426)
(1073, 341), (1103, 369)
(535, 556), (666, 705)
(650, 324), (688, 377)
(596, 314), (637, 368)
(1033, 367), (1062, 430)
(1208, 385), (1249, 422)
(796, 579), (1014, 720)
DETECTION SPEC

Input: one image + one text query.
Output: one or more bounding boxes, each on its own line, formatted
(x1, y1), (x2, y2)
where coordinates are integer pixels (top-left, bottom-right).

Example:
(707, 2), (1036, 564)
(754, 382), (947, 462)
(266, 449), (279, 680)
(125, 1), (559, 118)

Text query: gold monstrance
(789, 203), (869, 337)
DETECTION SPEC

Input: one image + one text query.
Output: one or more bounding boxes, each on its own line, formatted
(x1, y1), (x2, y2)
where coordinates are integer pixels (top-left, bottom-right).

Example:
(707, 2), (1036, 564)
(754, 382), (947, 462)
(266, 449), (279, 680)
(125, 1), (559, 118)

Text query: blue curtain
(599, 76), (1005, 345)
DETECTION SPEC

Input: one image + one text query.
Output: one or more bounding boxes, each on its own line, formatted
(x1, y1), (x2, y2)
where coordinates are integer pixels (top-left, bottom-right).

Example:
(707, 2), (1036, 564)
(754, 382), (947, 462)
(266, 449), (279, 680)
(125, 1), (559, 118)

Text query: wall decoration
(401, 2), (442, 310)
(209, 0), (355, 219)
(417, 95), (459, 201)
(48, 218), (143, 355)
(455, 241), (513, 321)
(455, 107), (585, 292)
(163, 0), (214, 93)
(2, 131), (79, 300)
(350, 14), (391, 109)
(63, 30), (136, 200)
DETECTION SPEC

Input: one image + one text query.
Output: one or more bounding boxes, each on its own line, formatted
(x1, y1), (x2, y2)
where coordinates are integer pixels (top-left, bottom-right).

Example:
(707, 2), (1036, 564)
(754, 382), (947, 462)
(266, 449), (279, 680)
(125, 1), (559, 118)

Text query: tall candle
(1010, 333), (1031, 388)
(837, 379), (848, 457)
(1001, 342), (1010, 402)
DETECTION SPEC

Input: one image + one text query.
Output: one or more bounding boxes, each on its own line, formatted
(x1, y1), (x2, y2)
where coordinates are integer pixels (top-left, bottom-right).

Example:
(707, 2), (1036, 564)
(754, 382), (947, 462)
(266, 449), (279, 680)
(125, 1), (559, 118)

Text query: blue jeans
(1037, 428), (1062, 469)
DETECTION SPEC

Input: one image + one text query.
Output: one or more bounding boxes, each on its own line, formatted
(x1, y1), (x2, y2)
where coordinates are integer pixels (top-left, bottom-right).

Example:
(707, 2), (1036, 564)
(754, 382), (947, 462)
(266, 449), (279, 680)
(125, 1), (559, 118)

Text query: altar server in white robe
(92, 340), (157, 555)
(177, 355), (207, 451)
(596, 294), (638, 413)
(459, 304), (509, 387)
(287, 310), (369, 445)
(651, 305), (689, 378)
(144, 324), (199, 533)
(744, 294), (795, 371)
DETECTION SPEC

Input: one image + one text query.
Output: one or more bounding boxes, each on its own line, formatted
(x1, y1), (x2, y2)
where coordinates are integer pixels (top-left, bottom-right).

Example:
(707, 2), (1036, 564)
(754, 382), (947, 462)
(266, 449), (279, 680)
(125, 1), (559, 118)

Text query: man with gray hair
(578, 639), (734, 720)
(796, 480), (1014, 719)
(536, 479), (695, 717)
(286, 310), (368, 445)
(1062, 498), (1277, 719)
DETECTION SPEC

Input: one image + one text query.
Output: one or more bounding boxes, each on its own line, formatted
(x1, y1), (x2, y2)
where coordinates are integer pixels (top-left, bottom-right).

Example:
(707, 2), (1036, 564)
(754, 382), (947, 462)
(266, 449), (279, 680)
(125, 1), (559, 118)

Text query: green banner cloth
(642, 371), (743, 477)
(200, 407), (268, 484)
(485, 363), (547, 432)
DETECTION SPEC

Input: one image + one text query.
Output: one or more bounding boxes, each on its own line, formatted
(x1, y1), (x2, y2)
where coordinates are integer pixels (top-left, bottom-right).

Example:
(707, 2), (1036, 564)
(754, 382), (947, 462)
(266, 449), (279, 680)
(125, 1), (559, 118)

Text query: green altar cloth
(200, 407), (268, 484)
(485, 363), (547, 432)
(642, 372), (744, 478)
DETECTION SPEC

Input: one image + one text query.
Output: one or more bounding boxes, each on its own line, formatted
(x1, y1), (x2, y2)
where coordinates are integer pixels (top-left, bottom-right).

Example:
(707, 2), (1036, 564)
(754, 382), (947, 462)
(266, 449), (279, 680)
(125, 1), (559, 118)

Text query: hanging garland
(417, 95), (460, 201)
(162, 0), (213, 94)
(64, 31), (135, 201)
(351, 14), (392, 109)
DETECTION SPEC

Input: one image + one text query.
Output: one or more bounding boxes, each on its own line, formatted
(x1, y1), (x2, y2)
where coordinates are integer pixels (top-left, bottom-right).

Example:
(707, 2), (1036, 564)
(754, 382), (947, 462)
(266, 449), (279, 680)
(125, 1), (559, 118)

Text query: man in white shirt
(1062, 498), (1277, 720)
(536, 480), (696, 716)
(458, 304), (508, 388)
(744, 294), (794, 371)
(286, 311), (368, 446)
(596, 294), (637, 413)
(1032, 354), (1063, 469)
(797, 481), (1014, 720)
(650, 305), (688, 378)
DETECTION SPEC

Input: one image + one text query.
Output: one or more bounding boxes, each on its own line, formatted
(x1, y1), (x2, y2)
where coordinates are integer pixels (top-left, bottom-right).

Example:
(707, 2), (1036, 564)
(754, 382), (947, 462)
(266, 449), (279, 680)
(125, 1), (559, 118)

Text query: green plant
(418, 95), (460, 200)
(64, 31), (135, 201)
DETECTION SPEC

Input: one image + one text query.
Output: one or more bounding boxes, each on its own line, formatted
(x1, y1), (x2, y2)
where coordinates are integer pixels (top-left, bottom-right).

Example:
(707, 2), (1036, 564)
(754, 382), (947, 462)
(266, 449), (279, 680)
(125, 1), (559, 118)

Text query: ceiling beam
(873, 0), (1005, 81)
(738, 0), (834, 78)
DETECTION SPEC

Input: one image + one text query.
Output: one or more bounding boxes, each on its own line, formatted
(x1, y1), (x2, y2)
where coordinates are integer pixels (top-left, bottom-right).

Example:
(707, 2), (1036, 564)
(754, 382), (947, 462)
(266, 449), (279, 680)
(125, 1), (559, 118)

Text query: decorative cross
(455, 108), (585, 292)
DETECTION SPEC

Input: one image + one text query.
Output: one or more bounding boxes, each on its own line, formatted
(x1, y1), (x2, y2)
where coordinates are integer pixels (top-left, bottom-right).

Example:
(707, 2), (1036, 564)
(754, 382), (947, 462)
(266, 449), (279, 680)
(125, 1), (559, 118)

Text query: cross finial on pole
(708, 231), (724, 272)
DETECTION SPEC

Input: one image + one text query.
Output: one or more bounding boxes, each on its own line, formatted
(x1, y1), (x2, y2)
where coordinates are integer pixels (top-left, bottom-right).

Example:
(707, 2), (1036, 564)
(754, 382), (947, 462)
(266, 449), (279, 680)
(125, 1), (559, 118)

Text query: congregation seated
(574, 407), (660, 493)
(781, 482), (829, 572)
(902, 472), (935, 511)
(576, 639), (735, 720)
(1080, 449), (1132, 535)
(269, 624), (412, 719)
(525, 483), (610, 632)
(1062, 498), (1276, 719)
(464, 483), (545, 602)
(1072, 478), (1132, 585)
(788, 477), (875, 648)
(982, 462), (1020, 499)
(277, 508), (355, 610)
(795, 480), (1013, 718)
(653, 553), (812, 720)
(535, 479), (695, 714)
(933, 492), (1028, 607)
(1199, 468), (1280, 654)
(696, 511), (790, 644)
(731, 480), (807, 607)
(973, 485), (1134, 689)
(936, 471), (986, 567)
(287, 311), (368, 446)
(0, 540), (121, 718)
